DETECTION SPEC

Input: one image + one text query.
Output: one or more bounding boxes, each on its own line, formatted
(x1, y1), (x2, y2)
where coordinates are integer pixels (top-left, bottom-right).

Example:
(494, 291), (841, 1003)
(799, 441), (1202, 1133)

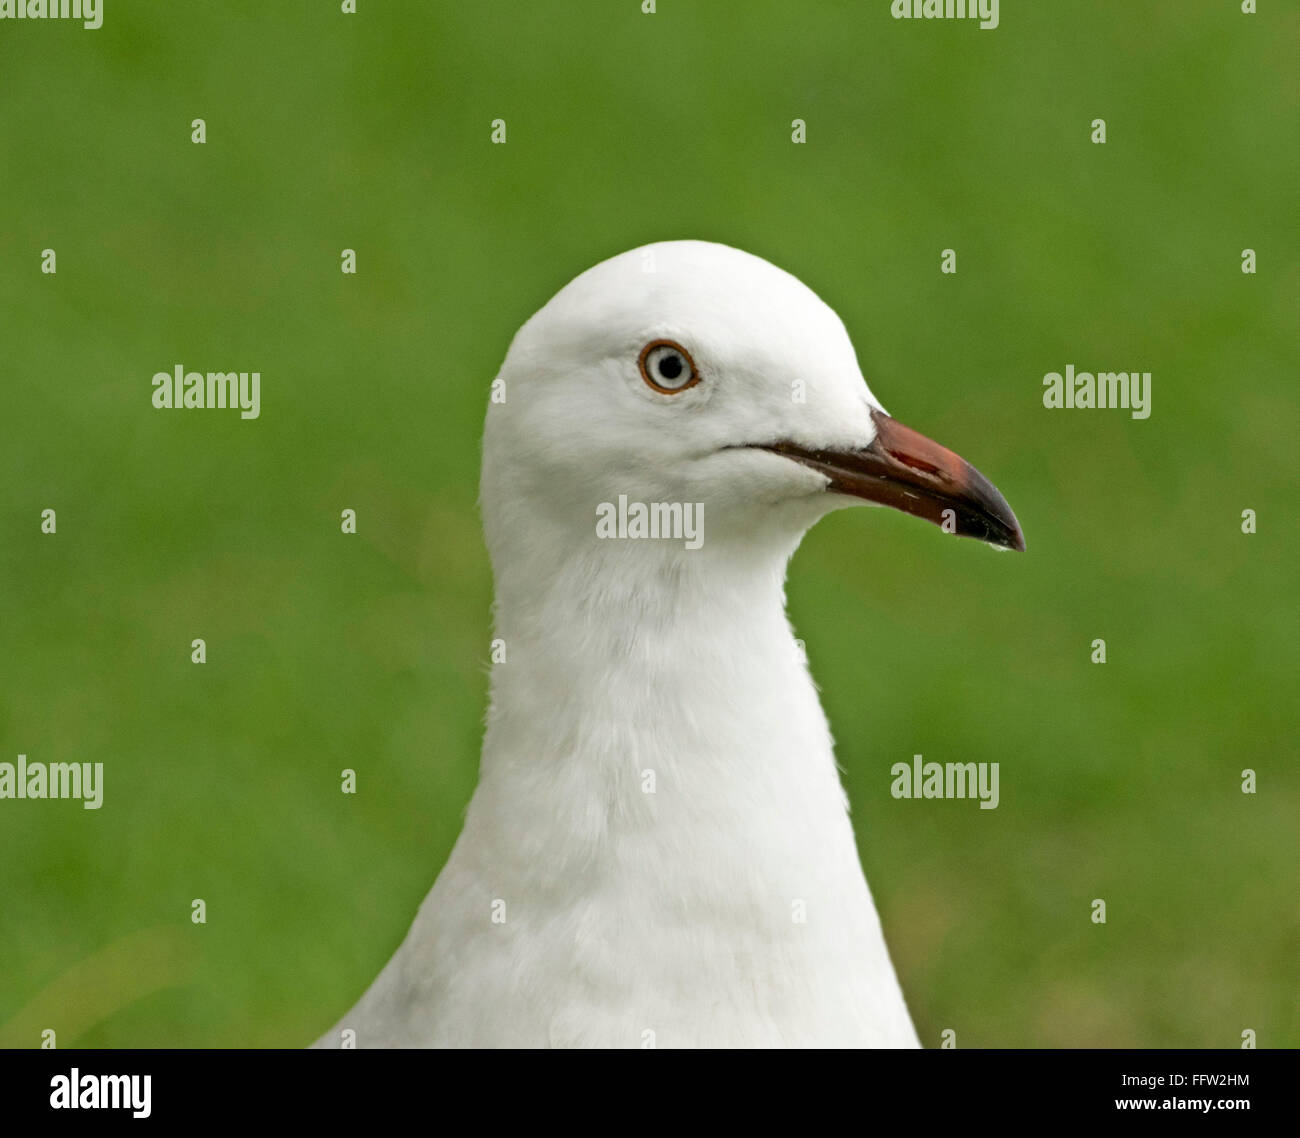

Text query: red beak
(760, 409), (1026, 551)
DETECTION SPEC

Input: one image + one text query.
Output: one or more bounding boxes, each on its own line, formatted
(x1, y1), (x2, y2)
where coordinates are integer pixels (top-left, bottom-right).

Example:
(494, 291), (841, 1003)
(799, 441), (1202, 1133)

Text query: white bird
(316, 240), (1024, 1049)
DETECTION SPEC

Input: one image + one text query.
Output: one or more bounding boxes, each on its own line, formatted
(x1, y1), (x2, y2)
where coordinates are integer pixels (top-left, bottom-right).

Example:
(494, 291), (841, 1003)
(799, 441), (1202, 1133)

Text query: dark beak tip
(986, 502), (1027, 553)
(959, 512), (1025, 552)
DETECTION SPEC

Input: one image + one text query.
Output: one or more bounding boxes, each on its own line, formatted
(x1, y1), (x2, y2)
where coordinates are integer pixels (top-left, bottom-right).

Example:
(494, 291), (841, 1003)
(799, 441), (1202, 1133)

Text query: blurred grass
(1, 1), (1296, 1048)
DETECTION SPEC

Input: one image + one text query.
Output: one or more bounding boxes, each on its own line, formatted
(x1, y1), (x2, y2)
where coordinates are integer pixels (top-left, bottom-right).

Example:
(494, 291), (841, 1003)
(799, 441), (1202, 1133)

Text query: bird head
(482, 240), (1025, 564)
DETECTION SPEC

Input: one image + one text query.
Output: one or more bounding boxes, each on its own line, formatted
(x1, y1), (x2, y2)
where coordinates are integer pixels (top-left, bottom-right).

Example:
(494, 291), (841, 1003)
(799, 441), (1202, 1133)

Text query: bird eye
(639, 340), (700, 394)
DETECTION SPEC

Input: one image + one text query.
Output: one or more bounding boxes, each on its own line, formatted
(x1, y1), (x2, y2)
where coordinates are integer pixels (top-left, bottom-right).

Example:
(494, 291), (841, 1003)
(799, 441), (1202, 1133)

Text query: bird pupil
(659, 353), (683, 380)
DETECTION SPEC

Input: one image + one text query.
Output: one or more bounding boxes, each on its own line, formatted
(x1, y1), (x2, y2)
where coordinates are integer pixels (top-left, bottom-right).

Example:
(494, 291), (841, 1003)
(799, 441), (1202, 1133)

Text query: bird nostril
(889, 450), (942, 476)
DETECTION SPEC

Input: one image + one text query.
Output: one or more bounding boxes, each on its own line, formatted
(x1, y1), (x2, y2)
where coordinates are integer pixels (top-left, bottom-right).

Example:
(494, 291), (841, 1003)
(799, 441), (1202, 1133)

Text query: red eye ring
(638, 340), (701, 394)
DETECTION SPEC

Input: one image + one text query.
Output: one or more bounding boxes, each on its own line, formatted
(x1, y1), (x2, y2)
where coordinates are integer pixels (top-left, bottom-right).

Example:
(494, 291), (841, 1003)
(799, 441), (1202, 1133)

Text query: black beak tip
(956, 465), (1026, 552)
(955, 510), (1026, 552)
(963, 496), (1026, 552)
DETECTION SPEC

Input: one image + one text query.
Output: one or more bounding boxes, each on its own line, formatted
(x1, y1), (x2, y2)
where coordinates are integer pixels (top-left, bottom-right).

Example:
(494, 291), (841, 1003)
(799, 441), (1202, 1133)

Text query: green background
(1, 0), (1296, 1048)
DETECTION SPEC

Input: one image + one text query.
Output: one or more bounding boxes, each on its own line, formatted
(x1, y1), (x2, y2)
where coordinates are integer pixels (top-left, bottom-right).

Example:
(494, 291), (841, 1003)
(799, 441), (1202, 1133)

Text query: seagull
(316, 240), (1025, 1049)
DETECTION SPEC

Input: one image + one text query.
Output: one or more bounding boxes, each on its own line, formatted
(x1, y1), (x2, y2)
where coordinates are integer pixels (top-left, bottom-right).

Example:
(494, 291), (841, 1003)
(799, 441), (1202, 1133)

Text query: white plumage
(316, 240), (1023, 1048)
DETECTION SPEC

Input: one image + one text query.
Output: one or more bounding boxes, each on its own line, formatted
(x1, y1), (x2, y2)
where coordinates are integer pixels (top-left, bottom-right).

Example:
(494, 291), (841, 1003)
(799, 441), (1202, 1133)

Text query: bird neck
(475, 532), (860, 875)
